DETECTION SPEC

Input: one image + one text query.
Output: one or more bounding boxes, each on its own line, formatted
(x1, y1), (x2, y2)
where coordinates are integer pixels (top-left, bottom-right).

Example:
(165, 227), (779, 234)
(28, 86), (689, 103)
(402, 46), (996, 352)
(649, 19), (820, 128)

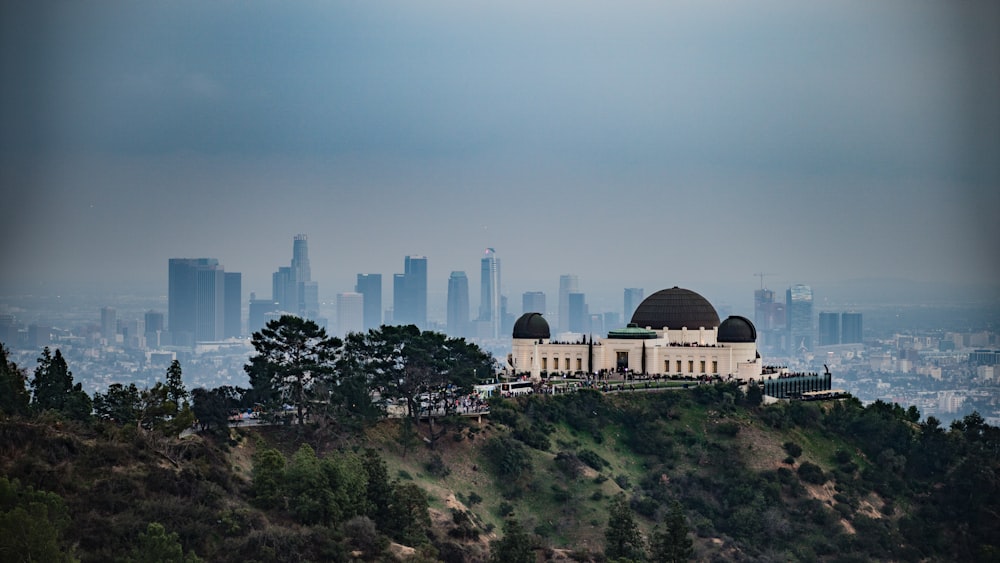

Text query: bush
(714, 421), (741, 437)
(425, 454), (451, 478)
(577, 449), (609, 471)
(783, 441), (803, 458)
(798, 462), (827, 485)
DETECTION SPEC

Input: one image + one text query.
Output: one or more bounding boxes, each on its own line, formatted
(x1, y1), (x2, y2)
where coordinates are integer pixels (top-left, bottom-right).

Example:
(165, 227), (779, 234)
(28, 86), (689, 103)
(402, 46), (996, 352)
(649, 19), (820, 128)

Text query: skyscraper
(568, 292), (587, 333)
(624, 288), (644, 323)
(786, 284), (813, 352)
(169, 258), (235, 346)
(355, 274), (382, 332)
(818, 312), (840, 346)
(336, 292), (364, 337)
(478, 248), (501, 339)
(522, 291), (546, 316)
(393, 256), (427, 328)
(558, 274), (579, 333)
(100, 306), (117, 341)
(447, 271), (470, 338)
(272, 234), (319, 320)
(841, 312), (863, 344)
(224, 272), (242, 338)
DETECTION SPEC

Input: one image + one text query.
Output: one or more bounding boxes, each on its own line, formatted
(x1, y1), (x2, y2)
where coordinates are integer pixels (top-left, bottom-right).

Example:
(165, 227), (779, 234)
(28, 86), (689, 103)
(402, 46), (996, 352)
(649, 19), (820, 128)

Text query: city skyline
(1, 2), (998, 308)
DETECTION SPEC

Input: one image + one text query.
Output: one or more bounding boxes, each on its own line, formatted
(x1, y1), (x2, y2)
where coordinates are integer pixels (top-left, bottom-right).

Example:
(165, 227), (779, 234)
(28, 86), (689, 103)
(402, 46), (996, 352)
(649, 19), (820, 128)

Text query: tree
(0, 476), (75, 562)
(131, 522), (202, 563)
(649, 501), (693, 563)
(92, 383), (142, 424)
(489, 517), (534, 563)
(353, 325), (493, 446)
(190, 387), (229, 432)
(605, 494), (646, 561)
(250, 447), (286, 509)
(30, 347), (91, 421)
(0, 343), (30, 416)
(164, 360), (188, 407)
(245, 316), (342, 425)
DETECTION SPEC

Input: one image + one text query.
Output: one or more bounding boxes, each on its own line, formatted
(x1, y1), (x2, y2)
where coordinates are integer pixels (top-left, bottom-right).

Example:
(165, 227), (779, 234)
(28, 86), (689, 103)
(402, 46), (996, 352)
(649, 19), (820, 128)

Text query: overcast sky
(2, 1), (998, 315)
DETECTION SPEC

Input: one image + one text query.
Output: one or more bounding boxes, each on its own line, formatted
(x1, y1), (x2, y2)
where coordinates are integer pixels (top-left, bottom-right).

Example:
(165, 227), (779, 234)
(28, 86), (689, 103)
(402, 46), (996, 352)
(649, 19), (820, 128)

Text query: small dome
(630, 287), (720, 330)
(513, 312), (550, 339)
(718, 316), (757, 343)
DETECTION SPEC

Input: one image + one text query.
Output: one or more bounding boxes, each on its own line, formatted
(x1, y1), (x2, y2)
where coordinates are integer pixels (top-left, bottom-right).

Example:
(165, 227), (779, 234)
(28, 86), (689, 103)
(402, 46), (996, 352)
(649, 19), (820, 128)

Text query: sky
(2, 1), (998, 316)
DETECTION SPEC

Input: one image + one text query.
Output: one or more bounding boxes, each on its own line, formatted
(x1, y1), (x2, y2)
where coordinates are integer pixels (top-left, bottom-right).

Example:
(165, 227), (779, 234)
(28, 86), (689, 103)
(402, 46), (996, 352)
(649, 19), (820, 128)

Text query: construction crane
(754, 272), (777, 290)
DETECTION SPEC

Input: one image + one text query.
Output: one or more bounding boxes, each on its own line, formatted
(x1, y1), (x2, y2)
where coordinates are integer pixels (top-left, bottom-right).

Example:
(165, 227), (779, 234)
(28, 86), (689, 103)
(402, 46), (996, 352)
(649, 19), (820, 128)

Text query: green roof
(606, 325), (658, 339)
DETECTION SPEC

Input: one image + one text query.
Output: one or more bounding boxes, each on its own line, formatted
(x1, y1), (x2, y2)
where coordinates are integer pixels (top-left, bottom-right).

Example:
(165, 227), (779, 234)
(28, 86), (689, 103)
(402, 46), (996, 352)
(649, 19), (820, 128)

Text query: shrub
(783, 441), (803, 458)
(577, 449), (609, 471)
(425, 454), (451, 478)
(798, 462), (827, 485)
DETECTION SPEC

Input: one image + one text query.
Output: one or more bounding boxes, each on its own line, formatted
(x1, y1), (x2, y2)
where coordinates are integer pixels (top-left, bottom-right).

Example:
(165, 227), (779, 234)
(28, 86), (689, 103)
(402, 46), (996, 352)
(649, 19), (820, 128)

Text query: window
(541, 358), (547, 370)
(712, 361), (718, 373)
(577, 358), (583, 371)
(688, 360), (694, 373)
(676, 360), (682, 373)
(564, 358), (571, 370)
(700, 360), (706, 373)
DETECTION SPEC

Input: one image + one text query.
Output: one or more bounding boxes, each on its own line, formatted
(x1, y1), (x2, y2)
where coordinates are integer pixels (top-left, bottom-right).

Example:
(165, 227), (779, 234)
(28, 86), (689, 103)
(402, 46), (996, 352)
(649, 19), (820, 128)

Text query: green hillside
(2, 383), (998, 562)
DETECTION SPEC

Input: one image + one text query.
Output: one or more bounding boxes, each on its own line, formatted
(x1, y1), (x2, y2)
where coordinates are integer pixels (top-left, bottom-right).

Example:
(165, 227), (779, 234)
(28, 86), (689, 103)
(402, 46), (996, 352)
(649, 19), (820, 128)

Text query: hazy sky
(2, 1), (998, 314)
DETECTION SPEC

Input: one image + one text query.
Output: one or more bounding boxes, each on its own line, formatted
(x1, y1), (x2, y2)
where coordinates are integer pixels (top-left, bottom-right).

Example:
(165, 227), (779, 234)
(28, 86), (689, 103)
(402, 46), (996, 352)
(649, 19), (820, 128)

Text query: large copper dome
(512, 312), (550, 339)
(630, 287), (720, 330)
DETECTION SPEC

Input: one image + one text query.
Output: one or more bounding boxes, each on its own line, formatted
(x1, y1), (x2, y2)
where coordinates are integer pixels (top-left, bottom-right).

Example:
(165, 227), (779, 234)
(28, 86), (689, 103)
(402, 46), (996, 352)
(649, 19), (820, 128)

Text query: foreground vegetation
(2, 335), (999, 561)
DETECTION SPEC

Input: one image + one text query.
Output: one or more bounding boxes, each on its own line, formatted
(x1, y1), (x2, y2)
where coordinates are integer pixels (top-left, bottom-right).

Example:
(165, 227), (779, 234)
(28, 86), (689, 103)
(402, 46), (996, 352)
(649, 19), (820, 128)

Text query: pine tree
(30, 348), (90, 420)
(0, 343), (30, 416)
(165, 360), (188, 407)
(605, 494), (646, 561)
(489, 517), (534, 563)
(649, 501), (693, 562)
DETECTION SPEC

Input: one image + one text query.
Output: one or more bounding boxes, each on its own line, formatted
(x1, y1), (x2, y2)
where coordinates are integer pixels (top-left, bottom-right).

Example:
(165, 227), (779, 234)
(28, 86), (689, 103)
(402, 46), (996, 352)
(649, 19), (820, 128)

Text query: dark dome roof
(630, 287), (720, 330)
(513, 312), (550, 339)
(718, 315), (757, 343)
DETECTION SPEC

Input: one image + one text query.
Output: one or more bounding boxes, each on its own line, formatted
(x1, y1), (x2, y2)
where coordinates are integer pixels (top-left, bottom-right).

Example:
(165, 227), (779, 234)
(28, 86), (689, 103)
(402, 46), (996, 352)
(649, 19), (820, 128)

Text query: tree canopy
(245, 315), (342, 425)
(30, 347), (91, 421)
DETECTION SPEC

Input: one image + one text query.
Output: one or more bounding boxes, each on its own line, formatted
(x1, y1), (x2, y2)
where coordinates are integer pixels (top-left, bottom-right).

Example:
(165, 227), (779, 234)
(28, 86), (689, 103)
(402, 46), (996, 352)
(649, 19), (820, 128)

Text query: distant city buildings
(336, 292), (364, 337)
(624, 288), (643, 324)
(522, 291), (546, 317)
(786, 284), (813, 353)
(272, 235), (319, 321)
(355, 274), (382, 332)
(478, 248), (501, 339)
(393, 256), (427, 329)
(447, 271), (470, 338)
(558, 274), (579, 333)
(168, 258), (240, 346)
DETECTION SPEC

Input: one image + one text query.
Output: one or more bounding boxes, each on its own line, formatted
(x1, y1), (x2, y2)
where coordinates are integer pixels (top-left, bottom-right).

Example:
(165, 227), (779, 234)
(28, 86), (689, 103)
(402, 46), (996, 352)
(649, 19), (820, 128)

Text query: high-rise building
(818, 312), (840, 346)
(337, 292), (364, 337)
(248, 292), (277, 335)
(224, 272), (242, 338)
(169, 258), (235, 346)
(522, 291), (546, 316)
(568, 292), (587, 333)
(272, 235), (319, 320)
(393, 256), (427, 328)
(786, 284), (813, 352)
(447, 271), (470, 338)
(478, 248), (501, 339)
(558, 274), (579, 333)
(355, 274), (382, 332)
(100, 306), (117, 341)
(624, 288), (644, 322)
(841, 312), (863, 344)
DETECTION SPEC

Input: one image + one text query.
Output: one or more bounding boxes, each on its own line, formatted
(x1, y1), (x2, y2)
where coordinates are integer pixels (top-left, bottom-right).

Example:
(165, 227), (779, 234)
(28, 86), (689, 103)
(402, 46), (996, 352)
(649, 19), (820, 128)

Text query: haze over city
(2, 1), (998, 313)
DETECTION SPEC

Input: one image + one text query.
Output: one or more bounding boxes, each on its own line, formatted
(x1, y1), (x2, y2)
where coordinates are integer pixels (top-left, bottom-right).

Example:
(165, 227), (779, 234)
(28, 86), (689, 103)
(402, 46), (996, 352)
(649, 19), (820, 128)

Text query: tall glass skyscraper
(786, 284), (813, 352)
(522, 291), (546, 316)
(818, 312), (840, 346)
(624, 288), (644, 323)
(169, 258), (239, 346)
(841, 312), (863, 344)
(393, 256), (427, 329)
(272, 235), (319, 320)
(355, 274), (382, 332)
(558, 274), (579, 333)
(479, 248), (500, 339)
(447, 271), (470, 338)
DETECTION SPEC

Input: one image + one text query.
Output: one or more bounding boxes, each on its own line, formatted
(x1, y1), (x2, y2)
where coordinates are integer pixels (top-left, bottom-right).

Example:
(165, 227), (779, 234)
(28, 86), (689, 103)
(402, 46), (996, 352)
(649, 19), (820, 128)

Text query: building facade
(478, 248), (501, 339)
(355, 274), (382, 332)
(393, 255), (427, 329)
(512, 286), (763, 381)
(447, 271), (470, 338)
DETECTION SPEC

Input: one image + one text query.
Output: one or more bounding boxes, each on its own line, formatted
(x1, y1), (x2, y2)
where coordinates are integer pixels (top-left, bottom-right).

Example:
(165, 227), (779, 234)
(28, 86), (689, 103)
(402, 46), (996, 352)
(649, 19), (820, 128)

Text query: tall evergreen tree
(0, 343), (30, 416)
(165, 360), (188, 407)
(489, 517), (534, 563)
(30, 348), (90, 420)
(649, 501), (693, 563)
(605, 494), (646, 561)
(245, 315), (342, 425)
